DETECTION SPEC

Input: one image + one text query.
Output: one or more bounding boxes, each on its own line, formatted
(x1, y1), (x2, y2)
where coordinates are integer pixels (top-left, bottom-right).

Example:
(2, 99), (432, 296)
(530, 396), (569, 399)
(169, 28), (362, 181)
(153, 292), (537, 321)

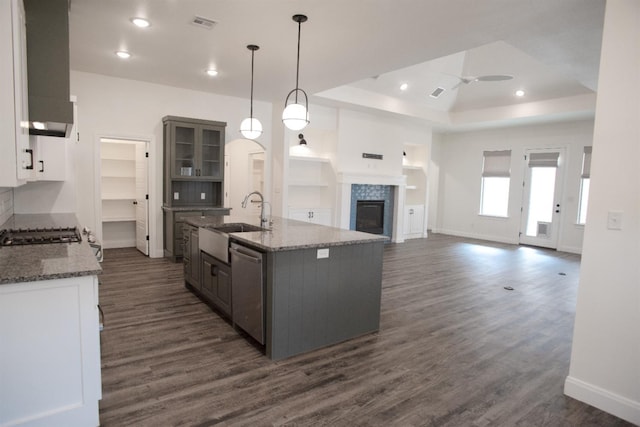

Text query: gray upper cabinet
(165, 116), (225, 181)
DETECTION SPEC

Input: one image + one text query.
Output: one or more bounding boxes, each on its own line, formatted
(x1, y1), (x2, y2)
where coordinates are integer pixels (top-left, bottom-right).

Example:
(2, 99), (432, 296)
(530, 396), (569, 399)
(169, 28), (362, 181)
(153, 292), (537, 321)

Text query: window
(480, 150), (511, 217)
(578, 146), (592, 225)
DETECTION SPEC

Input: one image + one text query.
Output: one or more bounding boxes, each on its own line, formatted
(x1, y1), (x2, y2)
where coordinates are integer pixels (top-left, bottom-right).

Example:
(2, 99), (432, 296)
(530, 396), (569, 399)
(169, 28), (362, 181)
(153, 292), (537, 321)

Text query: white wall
(225, 138), (264, 214)
(66, 71), (272, 258)
(564, 1), (640, 424)
(0, 188), (13, 226)
(336, 109), (432, 176)
(432, 119), (593, 253)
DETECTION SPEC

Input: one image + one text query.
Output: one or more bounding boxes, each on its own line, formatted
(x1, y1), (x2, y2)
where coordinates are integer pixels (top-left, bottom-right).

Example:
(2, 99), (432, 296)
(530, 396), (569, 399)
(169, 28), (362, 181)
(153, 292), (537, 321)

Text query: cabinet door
(197, 124), (223, 180)
(214, 264), (231, 316)
(189, 228), (200, 290)
(34, 136), (67, 181)
(200, 253), (231, 317)
(288, 208), (312, 223)
(201, 253), (216, 301)
(404, 205), (425, 236)
(183, 227), (192, 279)
(311, 208), (332, 226)
(0, 0), (31, 187)
(170, 122), (196, 179)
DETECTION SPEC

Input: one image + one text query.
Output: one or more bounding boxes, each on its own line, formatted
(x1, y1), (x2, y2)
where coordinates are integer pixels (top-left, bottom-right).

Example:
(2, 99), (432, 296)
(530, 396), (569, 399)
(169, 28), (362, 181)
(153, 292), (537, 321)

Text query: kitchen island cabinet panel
(201, 252), (231, 317)
(266, 241), (383, 360)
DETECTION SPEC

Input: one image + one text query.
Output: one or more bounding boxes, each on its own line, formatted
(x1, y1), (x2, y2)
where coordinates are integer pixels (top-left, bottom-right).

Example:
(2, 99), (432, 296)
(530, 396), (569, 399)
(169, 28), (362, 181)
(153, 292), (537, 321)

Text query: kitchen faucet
(241, 191), (269, 226)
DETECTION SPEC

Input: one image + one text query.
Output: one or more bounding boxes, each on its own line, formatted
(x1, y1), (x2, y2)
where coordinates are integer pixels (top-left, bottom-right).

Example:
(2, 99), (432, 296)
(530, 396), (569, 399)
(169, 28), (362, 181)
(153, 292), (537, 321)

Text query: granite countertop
(0, 213), (102, 284)
(162, 205), (231, 212)
(185, 214), (387, 252)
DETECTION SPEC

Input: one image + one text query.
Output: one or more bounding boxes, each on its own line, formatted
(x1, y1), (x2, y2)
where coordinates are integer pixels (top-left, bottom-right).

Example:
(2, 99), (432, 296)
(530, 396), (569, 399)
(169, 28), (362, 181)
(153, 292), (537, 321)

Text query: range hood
(24, 0), (73, 137)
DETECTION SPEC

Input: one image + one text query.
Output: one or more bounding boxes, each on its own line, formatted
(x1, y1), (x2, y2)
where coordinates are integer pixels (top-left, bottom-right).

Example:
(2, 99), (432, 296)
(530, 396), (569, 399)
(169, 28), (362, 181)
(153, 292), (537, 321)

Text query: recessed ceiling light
(515, 89), (525, 97)
(206, 69), (218, 77)
(32, 121), (46, 130)
(116, 51), (131, 59)
(131, 17), (151, 28)
(400, 83), (408, 91)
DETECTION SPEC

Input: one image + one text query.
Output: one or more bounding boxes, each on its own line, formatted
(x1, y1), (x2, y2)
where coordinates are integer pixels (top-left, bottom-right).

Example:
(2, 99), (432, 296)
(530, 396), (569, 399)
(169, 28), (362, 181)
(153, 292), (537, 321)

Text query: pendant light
(240, 44), (263, 140)
(282, 14), (309, 131)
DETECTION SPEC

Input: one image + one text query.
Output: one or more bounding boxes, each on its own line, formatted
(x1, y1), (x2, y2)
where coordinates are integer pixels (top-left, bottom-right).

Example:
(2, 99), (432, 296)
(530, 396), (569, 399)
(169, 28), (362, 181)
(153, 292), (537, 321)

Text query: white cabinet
(404, 204), (425, 238)
(31, 135), (68, 181)
(0, 0), (32, 187)
(0, 276), (102, 427)
(289, 207), (332, 226)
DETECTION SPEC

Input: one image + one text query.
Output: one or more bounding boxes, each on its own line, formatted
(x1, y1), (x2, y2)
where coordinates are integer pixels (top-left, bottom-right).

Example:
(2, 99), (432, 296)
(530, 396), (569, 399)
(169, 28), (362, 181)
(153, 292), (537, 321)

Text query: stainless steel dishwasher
(229, 242), (265, 344)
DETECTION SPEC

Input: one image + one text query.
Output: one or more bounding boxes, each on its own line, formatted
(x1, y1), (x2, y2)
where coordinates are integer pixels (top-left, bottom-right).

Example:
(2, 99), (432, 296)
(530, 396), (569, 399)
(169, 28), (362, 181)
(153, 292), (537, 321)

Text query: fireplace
(356, 200), (385, 234)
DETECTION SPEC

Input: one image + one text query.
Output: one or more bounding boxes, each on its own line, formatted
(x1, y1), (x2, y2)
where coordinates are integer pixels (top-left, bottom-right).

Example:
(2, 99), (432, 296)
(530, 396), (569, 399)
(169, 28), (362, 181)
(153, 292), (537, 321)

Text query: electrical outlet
(201, 193), (206, 200)
(173, 192), (179, 200)
(317, 248), (329, 259)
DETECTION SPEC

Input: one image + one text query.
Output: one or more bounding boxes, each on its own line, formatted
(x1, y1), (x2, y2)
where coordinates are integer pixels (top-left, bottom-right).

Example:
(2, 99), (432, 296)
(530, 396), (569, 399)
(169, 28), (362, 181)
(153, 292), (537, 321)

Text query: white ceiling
(69, 0), (605, 131)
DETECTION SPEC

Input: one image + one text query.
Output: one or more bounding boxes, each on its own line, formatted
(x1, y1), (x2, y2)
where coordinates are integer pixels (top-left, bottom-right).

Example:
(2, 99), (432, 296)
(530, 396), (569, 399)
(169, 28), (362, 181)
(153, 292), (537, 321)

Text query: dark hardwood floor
(98, 234), (632, 426)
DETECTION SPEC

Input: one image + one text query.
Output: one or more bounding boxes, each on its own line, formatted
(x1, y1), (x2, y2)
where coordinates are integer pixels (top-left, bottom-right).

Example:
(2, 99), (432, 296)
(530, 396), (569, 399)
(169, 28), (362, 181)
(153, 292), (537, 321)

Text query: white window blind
(528, 152), (560, 168)
(482, 150), (511, 177)
(581, 146), (592, 178)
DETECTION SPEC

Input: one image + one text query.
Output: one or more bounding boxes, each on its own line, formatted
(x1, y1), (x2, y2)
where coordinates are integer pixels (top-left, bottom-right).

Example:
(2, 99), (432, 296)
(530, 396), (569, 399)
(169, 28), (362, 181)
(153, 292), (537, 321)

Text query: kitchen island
(0, 214), (102, 427)
(184, 215), (387, 360)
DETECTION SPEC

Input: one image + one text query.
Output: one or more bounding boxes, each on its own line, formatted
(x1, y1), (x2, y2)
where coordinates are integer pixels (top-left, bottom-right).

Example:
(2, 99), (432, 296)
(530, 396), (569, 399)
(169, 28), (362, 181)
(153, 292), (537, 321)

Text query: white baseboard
(564, 376), (640, 425)
(437, 228), (519, 245)
(102, 239), (136, 249)
(557, 244), (582, 255)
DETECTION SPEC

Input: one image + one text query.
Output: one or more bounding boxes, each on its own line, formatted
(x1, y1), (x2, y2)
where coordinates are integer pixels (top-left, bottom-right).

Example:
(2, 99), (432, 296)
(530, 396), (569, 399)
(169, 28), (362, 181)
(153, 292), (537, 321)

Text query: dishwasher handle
(229, 246), (263, 264)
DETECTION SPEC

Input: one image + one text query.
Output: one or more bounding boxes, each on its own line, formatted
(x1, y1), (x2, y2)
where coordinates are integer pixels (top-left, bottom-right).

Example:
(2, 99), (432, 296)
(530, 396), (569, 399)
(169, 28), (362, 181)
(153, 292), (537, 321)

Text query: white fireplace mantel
(336, 172), (407, 187)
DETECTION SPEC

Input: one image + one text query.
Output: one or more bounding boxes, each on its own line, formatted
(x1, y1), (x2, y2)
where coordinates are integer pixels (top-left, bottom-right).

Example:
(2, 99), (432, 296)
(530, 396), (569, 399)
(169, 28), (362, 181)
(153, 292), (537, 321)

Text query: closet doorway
(100, 138), (149, 255)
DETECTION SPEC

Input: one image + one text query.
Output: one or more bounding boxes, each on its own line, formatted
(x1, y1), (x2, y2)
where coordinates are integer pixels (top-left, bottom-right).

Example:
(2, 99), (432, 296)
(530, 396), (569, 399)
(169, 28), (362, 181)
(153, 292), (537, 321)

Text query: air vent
(191, 16), (217, 30)
(537, 221), (551, 238)
(430, 87), (445, 98)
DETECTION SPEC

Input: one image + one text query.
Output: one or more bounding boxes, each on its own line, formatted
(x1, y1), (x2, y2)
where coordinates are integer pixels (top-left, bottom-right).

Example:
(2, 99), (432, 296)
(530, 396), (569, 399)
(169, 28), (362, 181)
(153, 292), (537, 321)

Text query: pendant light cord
(250, 48), (255, 124)
(294, 19), (301, 104)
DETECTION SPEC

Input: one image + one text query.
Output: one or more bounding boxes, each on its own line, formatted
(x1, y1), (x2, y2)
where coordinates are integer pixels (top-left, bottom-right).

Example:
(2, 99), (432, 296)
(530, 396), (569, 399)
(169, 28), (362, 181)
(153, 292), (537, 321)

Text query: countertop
(184, 214), (387, 252)
(0, 213), (102, 284)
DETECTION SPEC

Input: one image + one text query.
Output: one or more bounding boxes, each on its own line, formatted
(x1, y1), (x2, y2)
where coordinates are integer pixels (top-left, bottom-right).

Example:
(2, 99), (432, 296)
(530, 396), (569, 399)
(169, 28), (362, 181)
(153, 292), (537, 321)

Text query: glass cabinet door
(198, 125), (222, 179)
(172, 124), (196, 178)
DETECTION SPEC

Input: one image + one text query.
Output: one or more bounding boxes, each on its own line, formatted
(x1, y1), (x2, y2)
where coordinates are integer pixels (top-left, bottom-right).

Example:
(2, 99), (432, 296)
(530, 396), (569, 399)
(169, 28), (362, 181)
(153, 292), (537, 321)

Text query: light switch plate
(607, 211), (623, 230)
(317, 248), (329, 259)
(173, 192), (179, 200)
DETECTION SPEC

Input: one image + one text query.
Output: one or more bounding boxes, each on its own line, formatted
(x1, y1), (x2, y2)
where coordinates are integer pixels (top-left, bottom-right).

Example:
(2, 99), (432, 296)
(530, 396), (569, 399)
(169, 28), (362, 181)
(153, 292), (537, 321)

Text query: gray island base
(184, 215), (386, 360)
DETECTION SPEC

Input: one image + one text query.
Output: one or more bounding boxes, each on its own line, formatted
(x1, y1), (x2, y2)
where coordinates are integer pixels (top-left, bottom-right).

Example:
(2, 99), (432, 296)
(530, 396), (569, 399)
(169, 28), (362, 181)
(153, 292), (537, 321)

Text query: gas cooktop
(0, 227), (82, 246)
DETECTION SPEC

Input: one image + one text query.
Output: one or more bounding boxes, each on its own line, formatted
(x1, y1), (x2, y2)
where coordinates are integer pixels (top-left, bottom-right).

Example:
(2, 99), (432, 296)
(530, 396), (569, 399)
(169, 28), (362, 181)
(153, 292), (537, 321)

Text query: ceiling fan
(452, 74), (513, 89)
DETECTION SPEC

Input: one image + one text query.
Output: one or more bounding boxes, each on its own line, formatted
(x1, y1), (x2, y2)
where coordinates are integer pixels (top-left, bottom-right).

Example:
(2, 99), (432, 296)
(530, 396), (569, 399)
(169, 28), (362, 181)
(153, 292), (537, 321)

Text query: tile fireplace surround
(336, 172), (406, 243)
(350, 185), (394, 239)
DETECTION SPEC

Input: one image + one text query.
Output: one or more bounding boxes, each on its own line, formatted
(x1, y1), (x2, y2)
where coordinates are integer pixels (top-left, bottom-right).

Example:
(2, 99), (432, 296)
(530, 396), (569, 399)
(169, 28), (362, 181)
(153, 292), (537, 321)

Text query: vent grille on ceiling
(191, 16), (217, 29)
(430, 87), (445, 98)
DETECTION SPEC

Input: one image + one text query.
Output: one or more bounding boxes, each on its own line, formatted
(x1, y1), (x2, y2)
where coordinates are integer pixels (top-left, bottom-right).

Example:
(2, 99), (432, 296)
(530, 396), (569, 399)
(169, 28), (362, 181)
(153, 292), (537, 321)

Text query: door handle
(211, 265), (218, 276)
(24, 149), (34, 170)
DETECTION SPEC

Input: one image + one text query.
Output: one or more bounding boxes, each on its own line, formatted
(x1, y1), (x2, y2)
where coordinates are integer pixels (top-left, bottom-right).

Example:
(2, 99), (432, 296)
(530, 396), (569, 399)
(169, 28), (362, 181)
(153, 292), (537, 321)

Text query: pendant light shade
(282, 14), (309, 131)
(240, 117), (263, 140)
(240, 44), (263, 140)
